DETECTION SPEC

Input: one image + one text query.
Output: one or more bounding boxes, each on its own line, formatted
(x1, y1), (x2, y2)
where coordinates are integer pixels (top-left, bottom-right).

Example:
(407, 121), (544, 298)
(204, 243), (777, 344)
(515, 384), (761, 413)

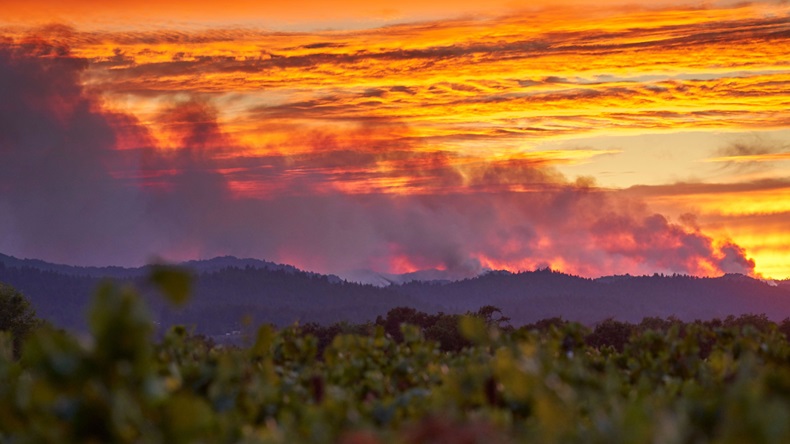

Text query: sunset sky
(1, 0), (788, 279)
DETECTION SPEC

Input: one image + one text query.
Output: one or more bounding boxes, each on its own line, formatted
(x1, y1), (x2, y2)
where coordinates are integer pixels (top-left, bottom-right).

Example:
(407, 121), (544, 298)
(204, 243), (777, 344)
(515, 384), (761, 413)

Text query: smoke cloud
(0, 40), (756, 278)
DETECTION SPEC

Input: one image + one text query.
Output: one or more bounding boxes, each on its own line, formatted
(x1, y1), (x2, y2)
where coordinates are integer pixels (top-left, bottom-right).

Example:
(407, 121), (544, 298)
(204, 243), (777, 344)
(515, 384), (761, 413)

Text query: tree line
(5, 277), (790, 360)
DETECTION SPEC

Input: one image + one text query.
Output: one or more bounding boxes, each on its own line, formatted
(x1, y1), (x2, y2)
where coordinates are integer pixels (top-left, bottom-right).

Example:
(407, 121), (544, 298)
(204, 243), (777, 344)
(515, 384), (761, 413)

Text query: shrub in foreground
(2, 275), (790, 442)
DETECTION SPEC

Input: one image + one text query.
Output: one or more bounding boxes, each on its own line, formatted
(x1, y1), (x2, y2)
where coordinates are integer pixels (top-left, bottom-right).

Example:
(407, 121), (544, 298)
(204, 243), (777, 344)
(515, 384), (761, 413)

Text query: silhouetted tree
(586, 318), (635, 352)
(425, 313), (468, 352)
(521, 317), (567, 333)
(637, 316), (681, 333)
(722, 314), (773, 333)
(376, 307), (436, 342)
(0, 282), (39, 356)
(779, 318), (790, 341)
(470, 305), (512, 330)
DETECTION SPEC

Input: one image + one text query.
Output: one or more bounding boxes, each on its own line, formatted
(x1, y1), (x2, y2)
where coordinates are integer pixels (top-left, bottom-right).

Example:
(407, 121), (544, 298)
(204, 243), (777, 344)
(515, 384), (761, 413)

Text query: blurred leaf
(459, 316), (488, 344)
(148, 265), (193, 306)
(251, 325), (275, 358)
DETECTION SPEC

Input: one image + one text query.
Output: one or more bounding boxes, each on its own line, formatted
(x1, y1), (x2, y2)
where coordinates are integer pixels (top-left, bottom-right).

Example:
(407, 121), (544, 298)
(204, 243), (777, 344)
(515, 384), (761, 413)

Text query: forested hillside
(398, 269), (790, 324)
(2, 254), (789, 336)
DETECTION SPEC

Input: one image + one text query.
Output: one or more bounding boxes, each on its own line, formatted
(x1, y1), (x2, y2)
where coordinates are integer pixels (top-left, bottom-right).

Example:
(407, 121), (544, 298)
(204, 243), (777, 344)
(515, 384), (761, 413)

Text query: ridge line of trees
(4, 277), (790, 360)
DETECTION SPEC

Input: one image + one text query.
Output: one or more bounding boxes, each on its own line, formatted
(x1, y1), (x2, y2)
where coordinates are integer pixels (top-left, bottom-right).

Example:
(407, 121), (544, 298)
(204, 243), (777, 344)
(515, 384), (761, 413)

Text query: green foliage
(5, 280), (790, 442)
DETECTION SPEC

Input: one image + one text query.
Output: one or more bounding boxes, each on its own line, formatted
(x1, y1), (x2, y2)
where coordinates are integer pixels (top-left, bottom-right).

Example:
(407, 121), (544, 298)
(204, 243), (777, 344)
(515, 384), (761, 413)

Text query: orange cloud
(625, 180), (790, 278)
(1, 2), (786, 278)
(5, 0), (754, 29)
(27, 2), (781, 161)
(708, 153), (790, 163)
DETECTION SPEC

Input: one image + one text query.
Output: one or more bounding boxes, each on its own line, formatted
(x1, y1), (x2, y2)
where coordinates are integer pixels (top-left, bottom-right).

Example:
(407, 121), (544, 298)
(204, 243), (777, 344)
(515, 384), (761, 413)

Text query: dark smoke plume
(0, 40), (756, 278)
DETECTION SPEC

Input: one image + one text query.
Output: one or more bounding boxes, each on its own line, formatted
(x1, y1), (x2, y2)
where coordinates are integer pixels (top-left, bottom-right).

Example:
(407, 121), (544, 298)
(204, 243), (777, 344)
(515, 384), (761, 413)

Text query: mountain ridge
(1, 253), (789, 336)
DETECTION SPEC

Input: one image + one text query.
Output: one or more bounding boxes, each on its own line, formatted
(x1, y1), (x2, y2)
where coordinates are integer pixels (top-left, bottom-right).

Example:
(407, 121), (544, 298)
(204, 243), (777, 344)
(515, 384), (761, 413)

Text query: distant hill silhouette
(0, 252), (143, 279)
(0, 253), (299, 279)
(1, 253), (789, 336)
(397, 269), (790, 324)
(0, 254), (429, 334)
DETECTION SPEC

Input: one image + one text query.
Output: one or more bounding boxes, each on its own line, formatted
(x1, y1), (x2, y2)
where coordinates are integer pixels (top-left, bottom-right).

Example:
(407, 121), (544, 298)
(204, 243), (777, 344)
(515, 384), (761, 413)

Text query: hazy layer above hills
(1, 253), (789, 336)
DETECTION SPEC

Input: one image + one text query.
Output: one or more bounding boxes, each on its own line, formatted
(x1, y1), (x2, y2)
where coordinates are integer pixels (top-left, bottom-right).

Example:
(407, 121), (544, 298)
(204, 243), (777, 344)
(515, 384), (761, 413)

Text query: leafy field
(3, 273), (790, 443)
